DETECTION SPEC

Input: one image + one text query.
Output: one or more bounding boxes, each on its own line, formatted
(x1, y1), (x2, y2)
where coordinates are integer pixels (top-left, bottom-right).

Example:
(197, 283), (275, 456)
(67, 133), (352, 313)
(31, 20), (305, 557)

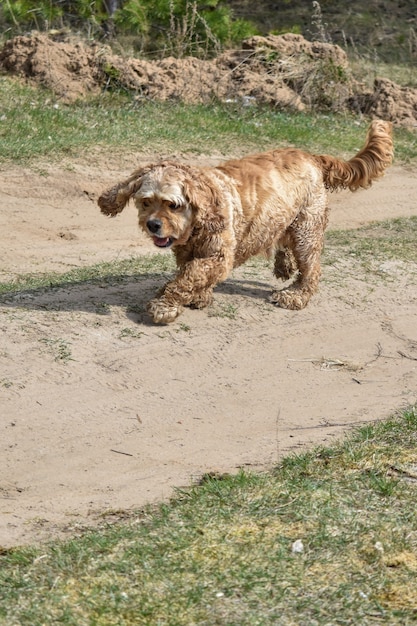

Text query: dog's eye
(142, 198), (151, 208)
(167, 202), (178, 210)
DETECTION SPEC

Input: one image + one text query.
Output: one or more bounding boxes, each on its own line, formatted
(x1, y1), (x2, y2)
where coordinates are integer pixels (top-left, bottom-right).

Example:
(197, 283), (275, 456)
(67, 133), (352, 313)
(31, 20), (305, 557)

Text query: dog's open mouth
(152, 236), (174, 248)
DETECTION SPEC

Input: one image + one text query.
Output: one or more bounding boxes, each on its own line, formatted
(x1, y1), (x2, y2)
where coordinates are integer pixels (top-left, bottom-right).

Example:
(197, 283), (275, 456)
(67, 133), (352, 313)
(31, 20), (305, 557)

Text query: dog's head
(98, 162), (226, 249)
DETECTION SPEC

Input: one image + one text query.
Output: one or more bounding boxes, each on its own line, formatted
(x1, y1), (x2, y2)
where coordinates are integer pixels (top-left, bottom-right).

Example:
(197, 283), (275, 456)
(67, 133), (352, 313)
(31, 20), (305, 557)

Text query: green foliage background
(1, 0), (416, 62)
(1, 0), (415, 62)
(0, 0), (257, 54)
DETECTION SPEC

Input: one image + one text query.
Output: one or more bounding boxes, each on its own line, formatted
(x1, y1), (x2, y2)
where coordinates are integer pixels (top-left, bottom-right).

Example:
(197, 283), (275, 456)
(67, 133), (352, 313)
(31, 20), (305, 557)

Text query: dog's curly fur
(98, 120), (393, 324)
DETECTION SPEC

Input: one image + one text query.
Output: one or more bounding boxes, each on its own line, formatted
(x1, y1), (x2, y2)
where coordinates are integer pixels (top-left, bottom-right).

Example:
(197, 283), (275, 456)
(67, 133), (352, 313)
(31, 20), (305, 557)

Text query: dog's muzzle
(146, 219), (174, 248)
(147, 218), (163, 234)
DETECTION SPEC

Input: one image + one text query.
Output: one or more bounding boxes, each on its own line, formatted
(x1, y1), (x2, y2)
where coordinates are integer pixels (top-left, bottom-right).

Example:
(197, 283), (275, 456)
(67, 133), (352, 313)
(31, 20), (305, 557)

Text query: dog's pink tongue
(153, 236), (170, 247)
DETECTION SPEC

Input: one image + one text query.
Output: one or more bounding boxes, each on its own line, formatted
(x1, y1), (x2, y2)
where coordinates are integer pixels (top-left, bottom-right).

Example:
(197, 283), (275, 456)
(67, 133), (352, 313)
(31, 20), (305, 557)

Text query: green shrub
(1, 0), (257, 56)
(114, 0), (257, 56)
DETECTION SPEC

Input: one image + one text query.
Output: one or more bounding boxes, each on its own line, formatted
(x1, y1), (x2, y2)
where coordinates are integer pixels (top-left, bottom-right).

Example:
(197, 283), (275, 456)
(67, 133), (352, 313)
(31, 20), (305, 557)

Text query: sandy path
(0, 159), (416, 547)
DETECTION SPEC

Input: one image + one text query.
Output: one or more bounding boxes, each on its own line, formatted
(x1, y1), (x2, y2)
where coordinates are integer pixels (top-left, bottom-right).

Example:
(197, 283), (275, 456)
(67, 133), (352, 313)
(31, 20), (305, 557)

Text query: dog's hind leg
(270, 204), (329, 310)
(273, 246), (298, 281)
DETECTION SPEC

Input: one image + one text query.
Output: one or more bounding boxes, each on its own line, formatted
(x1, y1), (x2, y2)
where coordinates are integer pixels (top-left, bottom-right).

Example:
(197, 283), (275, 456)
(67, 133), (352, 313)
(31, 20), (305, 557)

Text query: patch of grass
(39, 337), (73, 362)
(94, 301), (111, 316)
(208, 301), (239, 319)
(0, 254), (176, 298)
(0, 407), (416, 624)
(0, 77), (416, 164)
(177, 322), (191, 332)
(0, 378), (14, 388)
(119, 327), (145, 340)
(325, 216), (417, 273)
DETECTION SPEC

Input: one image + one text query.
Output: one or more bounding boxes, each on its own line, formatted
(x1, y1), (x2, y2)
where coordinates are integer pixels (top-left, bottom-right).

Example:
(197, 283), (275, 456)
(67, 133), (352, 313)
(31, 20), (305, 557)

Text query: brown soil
(0, 152), (416, 548)
(1, 32), (417, 125)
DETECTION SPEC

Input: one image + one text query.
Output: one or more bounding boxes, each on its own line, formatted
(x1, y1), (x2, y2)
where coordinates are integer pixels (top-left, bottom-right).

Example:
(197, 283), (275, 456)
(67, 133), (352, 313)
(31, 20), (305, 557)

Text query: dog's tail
(315, 120), (393, 192)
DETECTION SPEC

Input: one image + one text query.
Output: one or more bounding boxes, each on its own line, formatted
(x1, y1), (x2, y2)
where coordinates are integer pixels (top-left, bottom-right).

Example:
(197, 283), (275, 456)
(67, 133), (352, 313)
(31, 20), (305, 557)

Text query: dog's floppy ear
(182, 169), (226, 235)
(98, 166), (151, 217)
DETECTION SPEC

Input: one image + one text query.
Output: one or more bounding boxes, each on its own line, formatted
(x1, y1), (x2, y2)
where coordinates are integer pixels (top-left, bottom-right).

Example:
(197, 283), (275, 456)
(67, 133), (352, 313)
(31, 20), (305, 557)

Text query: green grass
(208, 301), (239, 319)
(0, 407), (416, 625)
(38, 337), (73, 362)
(0, 254), (176, 297)
(1, 77), (417, 165)
(324, 216), (417, 269)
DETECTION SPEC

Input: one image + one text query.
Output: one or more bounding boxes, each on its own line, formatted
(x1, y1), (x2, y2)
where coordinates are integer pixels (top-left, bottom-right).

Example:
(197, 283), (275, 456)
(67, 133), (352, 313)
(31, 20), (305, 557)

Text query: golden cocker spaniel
(98, 120), (393, 324)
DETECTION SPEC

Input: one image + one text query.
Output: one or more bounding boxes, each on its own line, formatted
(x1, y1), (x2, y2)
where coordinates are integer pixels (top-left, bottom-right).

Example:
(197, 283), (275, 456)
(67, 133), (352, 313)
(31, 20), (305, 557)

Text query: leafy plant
(112, 0), (149, 35)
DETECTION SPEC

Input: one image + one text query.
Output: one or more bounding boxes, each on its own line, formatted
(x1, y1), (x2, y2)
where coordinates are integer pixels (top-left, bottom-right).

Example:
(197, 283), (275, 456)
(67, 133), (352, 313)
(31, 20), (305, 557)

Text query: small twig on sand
(398, 350), (417, 361)
(110, 449), (133, 457)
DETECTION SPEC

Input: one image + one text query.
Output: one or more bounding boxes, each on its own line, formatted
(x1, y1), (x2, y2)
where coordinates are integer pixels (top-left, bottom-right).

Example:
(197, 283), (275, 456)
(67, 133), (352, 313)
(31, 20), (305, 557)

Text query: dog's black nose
(147, 219), (162, 234)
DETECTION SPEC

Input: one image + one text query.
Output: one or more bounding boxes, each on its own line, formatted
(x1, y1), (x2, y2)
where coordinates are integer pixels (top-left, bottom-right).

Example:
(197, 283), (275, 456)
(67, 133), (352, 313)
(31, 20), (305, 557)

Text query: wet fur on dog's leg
(271, 204), (329, 310)
(274, 248), (298, 281)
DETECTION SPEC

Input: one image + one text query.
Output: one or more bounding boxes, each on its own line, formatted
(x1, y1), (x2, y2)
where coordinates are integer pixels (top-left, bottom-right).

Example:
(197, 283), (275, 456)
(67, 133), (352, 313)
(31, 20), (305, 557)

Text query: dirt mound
(241, 33), (349, 66)
(0, 32), (307, 110)
(0, 31), (416, 125)
(351, 78), (417, 127)
(0, 33), (103, 100)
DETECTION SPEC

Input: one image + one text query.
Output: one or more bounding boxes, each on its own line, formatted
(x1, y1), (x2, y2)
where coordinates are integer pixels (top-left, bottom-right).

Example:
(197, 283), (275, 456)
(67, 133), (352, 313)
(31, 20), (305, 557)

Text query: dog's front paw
(188, 290), (214, 310)
(270, 287), (310, 310)
(147, 298), (183, 324)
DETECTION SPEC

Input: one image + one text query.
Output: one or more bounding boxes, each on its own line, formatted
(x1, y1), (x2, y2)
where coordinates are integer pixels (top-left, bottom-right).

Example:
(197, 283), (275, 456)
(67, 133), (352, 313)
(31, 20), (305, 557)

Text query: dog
(98, 120), (393, 324)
